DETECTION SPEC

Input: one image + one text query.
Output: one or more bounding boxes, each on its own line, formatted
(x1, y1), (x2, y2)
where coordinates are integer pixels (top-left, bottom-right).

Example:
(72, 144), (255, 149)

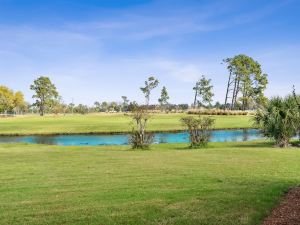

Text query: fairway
(1, 142), (300, 225)
(0, 114), (253, 135)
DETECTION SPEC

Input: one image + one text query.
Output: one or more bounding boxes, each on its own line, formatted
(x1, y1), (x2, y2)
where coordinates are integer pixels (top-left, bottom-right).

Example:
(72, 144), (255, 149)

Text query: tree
(68, 103), (75, 114)
(181, 115), (215, 148)
(13, 91), (26, 114)
(254, 95), (300, 148)
(140, 76), (159, 106)
(94, 101), (101, 112)
(30, 76), (59, 116)
(0, 86), (15, 113)
(128, 101), (139, 112)
(121, 96), (129, 112)
(224, 55), (268, 110)
(129, 106), (154, 149)
(74, 104), (89, 114)
(158, 86), (169, 111)
(293, 86), (300, 109)
(0, 86), (26, 114)
(193, 75), (214, 108)
(101, 101), (109, 112)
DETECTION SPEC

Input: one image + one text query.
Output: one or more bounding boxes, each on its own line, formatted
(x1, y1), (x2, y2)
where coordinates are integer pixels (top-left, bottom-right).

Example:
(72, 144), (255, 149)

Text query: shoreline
(0, 127), (256, 137)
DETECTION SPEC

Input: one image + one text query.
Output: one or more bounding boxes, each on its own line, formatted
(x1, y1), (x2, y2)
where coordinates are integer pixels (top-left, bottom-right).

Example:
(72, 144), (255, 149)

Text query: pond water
(0, 129), (262, 146)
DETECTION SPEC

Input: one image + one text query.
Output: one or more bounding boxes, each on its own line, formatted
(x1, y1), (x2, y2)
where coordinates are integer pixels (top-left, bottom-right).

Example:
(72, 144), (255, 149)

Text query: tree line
(0, 54), (269, 115)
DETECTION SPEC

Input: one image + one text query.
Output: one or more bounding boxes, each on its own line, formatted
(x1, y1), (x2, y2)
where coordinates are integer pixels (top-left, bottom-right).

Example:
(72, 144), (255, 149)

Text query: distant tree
(224, 55), (268, 110)
(158, 86), (170, 111)
(128, 101), (139, 112)
(214, 101), (222, 109)
(13, 91), (26, 114)
(109, 102), (121, 112)
(140, 76), (159, 106)
(121, 96), (129, 112)
(254, 95), (300, 148)
(68, 103), (75, 114)
(0, 86), (26, 114)
(30, 76), (59, 116)
(0, 86), (15, 113)
(129, 106), (154, 149)
(178, 104), (189, 111)
(52, 98), (67, 115)
(94, 101), (101, 112)
(181, 115), (215, 148)
(193, 75), (214, 108)
(101, 101), (109, 112)
(74, 104), (89, 114)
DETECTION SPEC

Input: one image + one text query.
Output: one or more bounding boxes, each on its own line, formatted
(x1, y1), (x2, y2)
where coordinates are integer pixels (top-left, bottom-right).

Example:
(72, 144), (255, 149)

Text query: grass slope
(1, 142), (300, 225)
(0, 114), (253, 135)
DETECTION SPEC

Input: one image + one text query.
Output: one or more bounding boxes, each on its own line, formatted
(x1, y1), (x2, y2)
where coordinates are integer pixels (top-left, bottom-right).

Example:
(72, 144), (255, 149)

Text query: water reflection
(242, 129), (249, 142)
(0, 129), (262, 146)
(33, 136), (56, 145)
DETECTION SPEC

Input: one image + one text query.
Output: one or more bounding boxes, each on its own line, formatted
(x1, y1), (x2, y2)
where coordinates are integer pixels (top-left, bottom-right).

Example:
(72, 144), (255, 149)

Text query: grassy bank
(1, 142), (300, 225)
(0, 113), (253, 135)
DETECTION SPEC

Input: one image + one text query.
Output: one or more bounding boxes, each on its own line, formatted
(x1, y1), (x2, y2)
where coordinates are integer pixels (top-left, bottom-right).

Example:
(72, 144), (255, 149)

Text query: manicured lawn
(0, 142), (299, 225)
(0, 113), (253, 135)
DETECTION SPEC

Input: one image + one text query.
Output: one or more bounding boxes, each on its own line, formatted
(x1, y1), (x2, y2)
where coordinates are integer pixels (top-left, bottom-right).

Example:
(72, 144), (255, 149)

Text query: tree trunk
(224, 72), (232, 110)
(193, 89), (198, 109)
(231, 75), (238, 110)
(278, 138), (290, 148)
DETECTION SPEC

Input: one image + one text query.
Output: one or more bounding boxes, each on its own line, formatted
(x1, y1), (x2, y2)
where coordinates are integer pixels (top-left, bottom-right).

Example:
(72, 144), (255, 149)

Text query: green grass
(0, 113), (253, 135)
(1, 142), (300, 225)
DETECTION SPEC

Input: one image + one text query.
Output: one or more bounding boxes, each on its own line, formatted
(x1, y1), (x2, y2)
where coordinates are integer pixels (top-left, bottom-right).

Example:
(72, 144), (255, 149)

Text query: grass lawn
(0, 113), (253, 135)
(1, 142), (300, 225)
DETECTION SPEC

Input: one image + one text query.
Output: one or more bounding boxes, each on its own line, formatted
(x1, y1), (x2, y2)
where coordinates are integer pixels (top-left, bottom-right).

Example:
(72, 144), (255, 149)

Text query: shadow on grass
(233, 141), (275, 149)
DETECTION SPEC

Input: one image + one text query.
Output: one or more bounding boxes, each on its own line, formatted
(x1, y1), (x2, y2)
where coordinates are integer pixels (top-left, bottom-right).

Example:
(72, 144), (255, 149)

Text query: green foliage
(193, 75), (214, 108)
(254, 95), (300, 147)
(224, 55), (268, 110)
(0, 86), (26, 114)
(30, 76), (59, 116)
(140, 76), (159, 106)
(181, 116), (215, 148)
(121, 96), (129, 112)
(13, 91), (26, 113)
(129, 107), (154, 149)
(158, 86), (169, 111)
(74, 104), (89, 114)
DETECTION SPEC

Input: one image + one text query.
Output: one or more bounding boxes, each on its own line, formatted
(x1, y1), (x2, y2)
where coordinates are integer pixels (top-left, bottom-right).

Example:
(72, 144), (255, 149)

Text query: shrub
(129, 107), (154, 149)
(254, 96), (300, 148)
(181, 116), (215, 148)
(187, 109), (249, 116)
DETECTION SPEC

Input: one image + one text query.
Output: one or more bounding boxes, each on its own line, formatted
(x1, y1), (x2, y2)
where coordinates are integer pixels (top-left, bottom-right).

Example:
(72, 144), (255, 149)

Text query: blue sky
(0, 0), (299, 105)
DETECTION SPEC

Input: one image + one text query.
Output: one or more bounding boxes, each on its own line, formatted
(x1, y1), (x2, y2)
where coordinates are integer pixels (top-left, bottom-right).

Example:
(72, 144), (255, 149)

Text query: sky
(0, 0), (299, 105)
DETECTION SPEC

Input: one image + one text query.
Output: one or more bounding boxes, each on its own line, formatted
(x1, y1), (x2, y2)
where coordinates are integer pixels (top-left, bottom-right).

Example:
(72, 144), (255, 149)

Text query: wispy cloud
(64, 0), (290, 40)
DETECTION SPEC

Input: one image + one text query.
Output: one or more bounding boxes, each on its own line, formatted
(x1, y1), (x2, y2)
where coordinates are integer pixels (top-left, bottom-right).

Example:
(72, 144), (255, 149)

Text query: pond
(0, 129), (262, 146)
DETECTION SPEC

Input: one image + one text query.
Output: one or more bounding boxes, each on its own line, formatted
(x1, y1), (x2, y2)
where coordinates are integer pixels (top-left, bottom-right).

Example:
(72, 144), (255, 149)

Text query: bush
(181, 116), (215, 148)
(254, 96), (300, 148)
(187, 109), (249, 116)
(129, 107), (154, 149)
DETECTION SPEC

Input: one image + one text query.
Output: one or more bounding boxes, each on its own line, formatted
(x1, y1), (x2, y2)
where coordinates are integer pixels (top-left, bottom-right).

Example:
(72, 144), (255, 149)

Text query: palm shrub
(181, 116), (215, 148)
(129, 107), (154, 149)
(254, 96), (300, 147)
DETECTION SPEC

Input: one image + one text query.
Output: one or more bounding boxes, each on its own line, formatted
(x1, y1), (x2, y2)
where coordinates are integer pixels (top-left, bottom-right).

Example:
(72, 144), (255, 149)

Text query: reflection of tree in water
(242, 129), (249, 141)
(158, 134), (168, 143)
(34, 136), (56, 145)
(207, 131), (212, 141)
